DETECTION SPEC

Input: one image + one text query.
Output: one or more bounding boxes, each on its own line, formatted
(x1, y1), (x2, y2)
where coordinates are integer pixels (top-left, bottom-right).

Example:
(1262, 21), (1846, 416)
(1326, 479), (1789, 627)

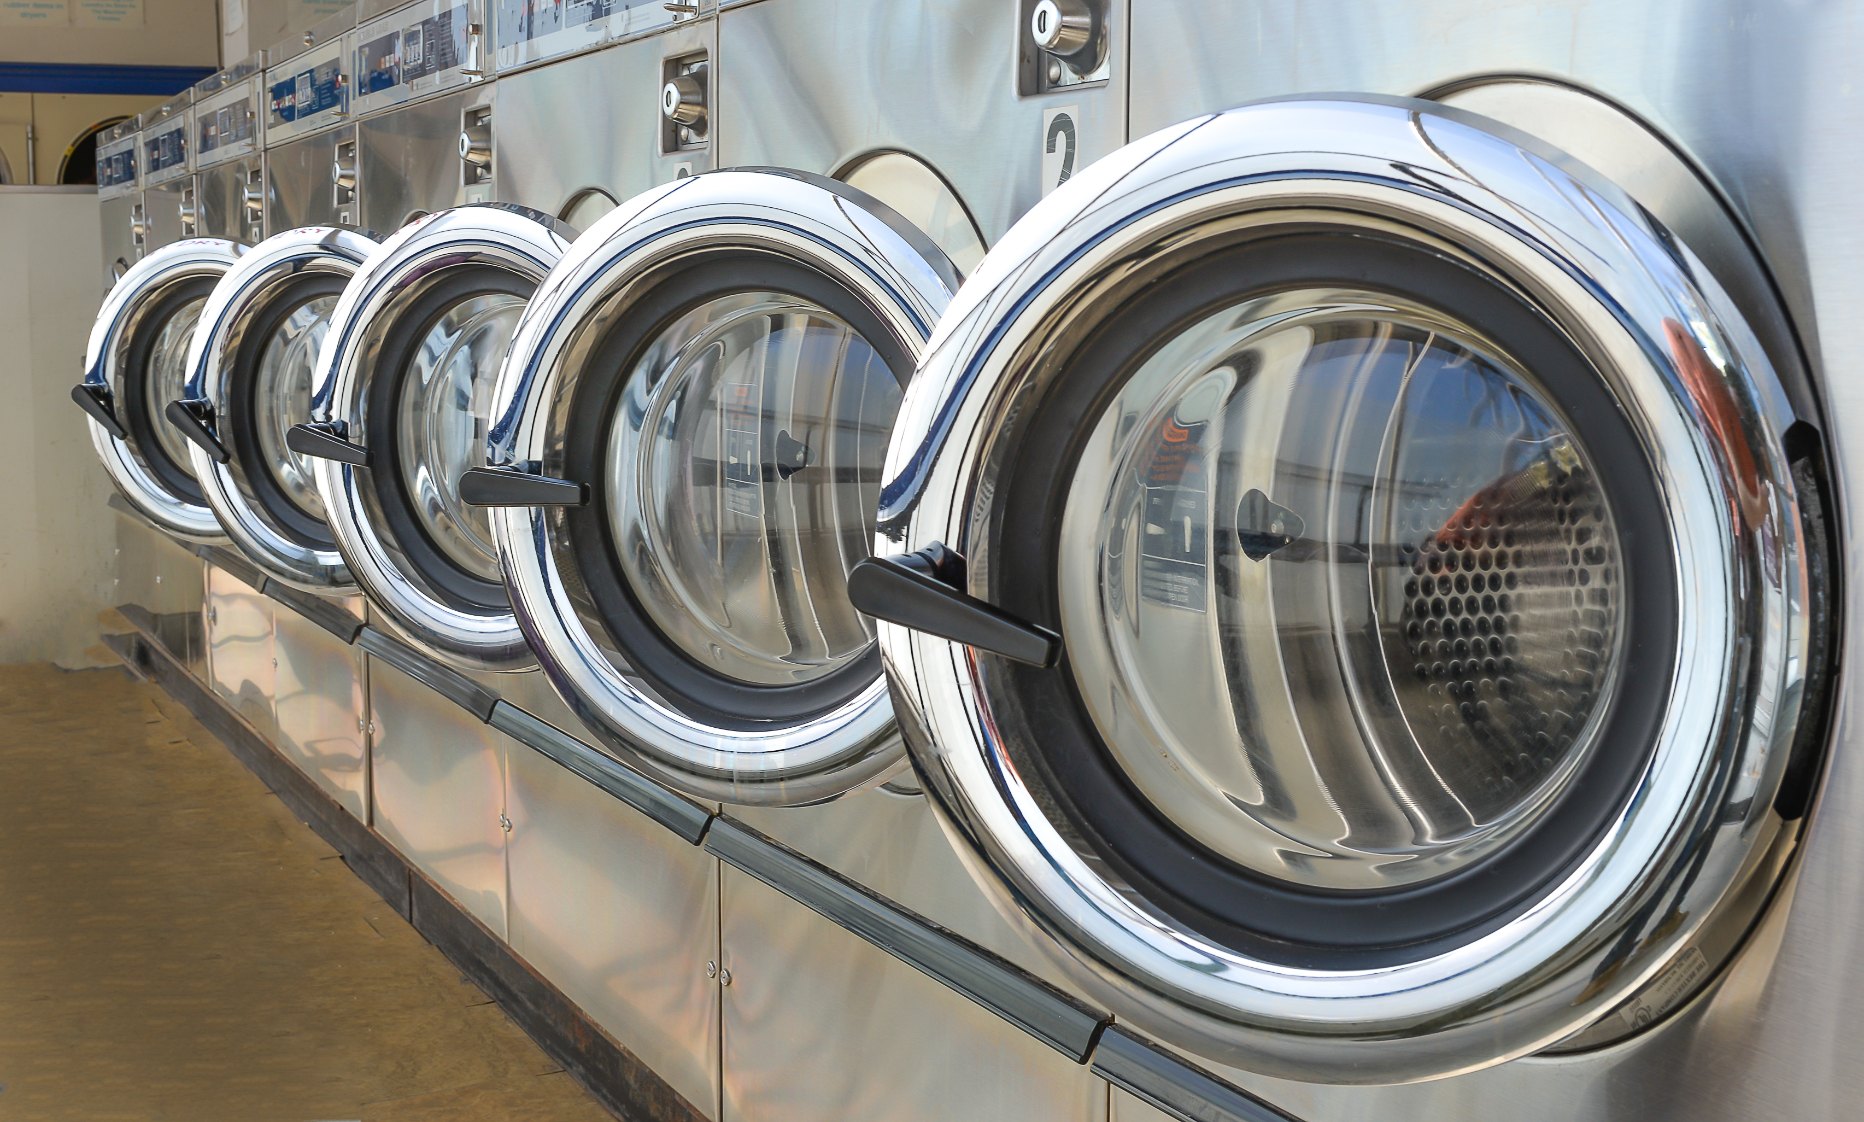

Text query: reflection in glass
(396, 294), (523, 580)
(1058, 289), (1626, 891)
(605, 292), (901, 687)
(252, 294), (337, 520)
(146, 296), (207, 472)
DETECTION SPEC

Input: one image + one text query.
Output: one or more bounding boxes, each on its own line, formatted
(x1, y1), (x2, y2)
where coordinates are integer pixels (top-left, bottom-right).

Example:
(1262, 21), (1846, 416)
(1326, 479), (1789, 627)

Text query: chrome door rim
(486, 169), (959, 805)
(875, 97), (1820, 1081)
(82, 238), (242, 542)
(312, 204), (573, 671)
(185, 225), (378, 591)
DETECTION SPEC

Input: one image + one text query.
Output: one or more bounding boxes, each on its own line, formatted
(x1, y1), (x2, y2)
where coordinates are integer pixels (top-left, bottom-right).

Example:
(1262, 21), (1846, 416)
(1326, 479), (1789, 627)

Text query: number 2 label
(1042, 106), (1079, 195)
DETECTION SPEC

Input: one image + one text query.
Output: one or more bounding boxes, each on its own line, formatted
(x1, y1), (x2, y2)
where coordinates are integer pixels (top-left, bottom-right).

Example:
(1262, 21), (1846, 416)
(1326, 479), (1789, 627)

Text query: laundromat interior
(7, 1), (1864, 1119)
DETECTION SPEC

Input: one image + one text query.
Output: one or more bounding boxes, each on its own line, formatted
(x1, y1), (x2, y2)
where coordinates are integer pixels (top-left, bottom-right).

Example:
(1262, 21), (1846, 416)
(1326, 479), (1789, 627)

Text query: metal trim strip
(194, 543), (268, 594)
(263, 583), (364, 644)
(357, 625), (498, 721)
(702, 815), (1110, 1063)
(1091, 1027), (1304, 1122)
(487, 701), (714, 845)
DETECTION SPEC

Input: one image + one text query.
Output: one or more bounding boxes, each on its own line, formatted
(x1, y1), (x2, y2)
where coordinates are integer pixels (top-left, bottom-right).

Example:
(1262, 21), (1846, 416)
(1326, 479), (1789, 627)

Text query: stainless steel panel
(367, 654), (508, 937)
(264, 127), (354, 233)
(720, 865), (1108, 1122)
(716, 0), (1126, 246)
(730, 792), (1085, 999)
(141, 179), (190, 251)
(356, 89), (493, 230)
(111, 510), (207, 680)
(351, 0), (490, 119)
(98, 193), (141, 288)
(196, 158), (261, 242)
(1093, 3), (1861, 1118)
(205, 562), (277, 743)
(273, 601), (371, 823)
(505, 738), (721, 1118)
(1110, 1089), (1177, 1122)
(494, 22), (717, 220)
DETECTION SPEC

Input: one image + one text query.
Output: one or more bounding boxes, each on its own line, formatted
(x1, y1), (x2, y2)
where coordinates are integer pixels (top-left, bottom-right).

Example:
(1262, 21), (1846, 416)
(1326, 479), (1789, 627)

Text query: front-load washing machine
(94, 118), (142, 285)
(262, 7), (358, 232)
(474, 0), (1126, 809)
(861, 8), (1848, 1116)
(190, 59), (266, 245)
(74, 237), (243, 543)
(168, 225), (380, 591)
(139, 93), (195, 250)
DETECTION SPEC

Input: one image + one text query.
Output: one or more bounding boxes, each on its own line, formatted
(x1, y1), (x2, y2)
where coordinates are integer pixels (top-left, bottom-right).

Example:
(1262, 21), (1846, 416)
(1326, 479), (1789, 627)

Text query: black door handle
(286, 421), (370, 466)
(847, 544), (1059, 668)
(458, 465), (588, 508)
(72, 383), (126, 440)
(164, 398), (229, 463)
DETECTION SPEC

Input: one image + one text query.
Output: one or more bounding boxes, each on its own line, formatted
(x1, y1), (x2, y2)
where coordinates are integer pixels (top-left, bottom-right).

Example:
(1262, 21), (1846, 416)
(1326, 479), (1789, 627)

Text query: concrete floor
(0, 662), (615, 1122)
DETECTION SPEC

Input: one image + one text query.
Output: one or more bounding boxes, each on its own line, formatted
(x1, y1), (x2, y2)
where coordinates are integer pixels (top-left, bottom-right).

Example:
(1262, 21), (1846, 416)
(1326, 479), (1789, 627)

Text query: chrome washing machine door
(177, 225), (379, 591)
(292, 204), (573, 671)
(76, 238), (243, 542)
(472, 170), (960, 806)
(856, 97), (1837, 1084)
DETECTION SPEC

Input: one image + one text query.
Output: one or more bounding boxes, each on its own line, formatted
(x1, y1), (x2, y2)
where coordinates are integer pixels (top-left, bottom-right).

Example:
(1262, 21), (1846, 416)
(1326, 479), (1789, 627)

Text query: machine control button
(458, 121), (493, 168)
(1031, 0), (1094, 55)
(662, 72), (707, 127)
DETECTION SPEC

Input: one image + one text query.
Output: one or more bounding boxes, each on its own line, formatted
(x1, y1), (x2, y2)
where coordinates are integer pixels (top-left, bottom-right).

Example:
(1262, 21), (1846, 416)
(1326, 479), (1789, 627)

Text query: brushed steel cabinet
(366, 656), (508, 937)
(112, 516), (207, 679)
(264, 127), (354, 232)
(142, 178), (191, 251)
(272, 603), (370, 823)
(204, 563), (276, 742)
(98, 194), (140, 285)
(493, 20), (718, 221)
(356, 89), (494, 232)
(719, 866), (1109, 1122)
(196, 157), (261, 244)
(505, 739), (723, 1119)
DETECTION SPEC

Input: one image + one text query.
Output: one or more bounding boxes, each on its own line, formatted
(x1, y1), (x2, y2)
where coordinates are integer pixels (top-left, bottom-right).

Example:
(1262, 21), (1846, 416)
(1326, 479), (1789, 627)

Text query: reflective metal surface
(82, 239), (242, 542)
(486, 170), (957, 805)
(314, 204), (572, 670)
(195, 158), (264, 243)
(273, 602), (371, 822)
(205, 561), (277, 743)
(876, 97), (1814, 1081)
(264, 128), (356, 230)
(366, 649), (509, 936)
(719, 865), (1111, 1122)
(185, 225), (379, 591)
(111, 510), (209, 680)
(716, 0), (1126, 245)
(356, 89), (495, 230)
(493, 18), (717, 220)
(504, 738), (722, 1116)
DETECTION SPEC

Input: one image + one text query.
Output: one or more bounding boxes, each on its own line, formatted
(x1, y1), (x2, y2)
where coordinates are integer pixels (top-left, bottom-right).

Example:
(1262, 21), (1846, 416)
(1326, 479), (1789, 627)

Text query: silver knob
(458, 121), (493, 168)
(331, 154), (357, 192)
(178, 189), (197, 232)
(302, 30), (315, 46)
(661, 72), (707, 128)
(1031, 0), (1093, 55)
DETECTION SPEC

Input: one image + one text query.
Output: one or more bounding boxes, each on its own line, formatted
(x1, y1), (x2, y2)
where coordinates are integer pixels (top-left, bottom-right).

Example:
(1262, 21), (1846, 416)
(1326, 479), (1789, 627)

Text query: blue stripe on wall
(0, 63), (216, 96)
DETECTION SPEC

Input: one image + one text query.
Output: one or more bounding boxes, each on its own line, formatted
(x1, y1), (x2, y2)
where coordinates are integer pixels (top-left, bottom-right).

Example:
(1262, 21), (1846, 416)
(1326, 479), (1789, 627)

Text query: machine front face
(862, 96), (1831, 1084)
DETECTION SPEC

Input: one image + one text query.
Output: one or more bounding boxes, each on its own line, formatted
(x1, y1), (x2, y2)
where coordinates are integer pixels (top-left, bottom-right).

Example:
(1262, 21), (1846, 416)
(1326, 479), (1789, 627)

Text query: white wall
(0, 0), (221, 67)
(0, 189), (120, 667)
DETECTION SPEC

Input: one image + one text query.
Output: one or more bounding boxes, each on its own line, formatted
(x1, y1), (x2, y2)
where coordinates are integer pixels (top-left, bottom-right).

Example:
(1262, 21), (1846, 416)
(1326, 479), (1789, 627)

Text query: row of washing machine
(74, 1), (1861, 1120)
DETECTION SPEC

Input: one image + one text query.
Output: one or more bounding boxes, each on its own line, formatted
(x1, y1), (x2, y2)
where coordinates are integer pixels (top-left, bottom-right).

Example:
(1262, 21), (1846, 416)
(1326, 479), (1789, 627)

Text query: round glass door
(77, 238), (242, 542)
(865, 97), (1831, 1082)
(185, 226), (379, 591)
(302, 205), (572, 671)
(481, 170), (960, 805)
